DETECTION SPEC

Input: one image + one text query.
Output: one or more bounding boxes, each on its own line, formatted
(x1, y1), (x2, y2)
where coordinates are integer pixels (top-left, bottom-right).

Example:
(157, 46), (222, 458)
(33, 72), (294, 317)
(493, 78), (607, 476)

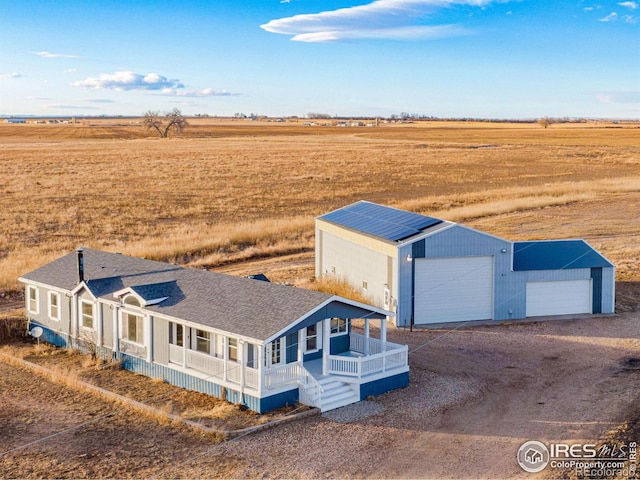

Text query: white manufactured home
(20, 248), (409, 413)
(316, 201), (615, 327)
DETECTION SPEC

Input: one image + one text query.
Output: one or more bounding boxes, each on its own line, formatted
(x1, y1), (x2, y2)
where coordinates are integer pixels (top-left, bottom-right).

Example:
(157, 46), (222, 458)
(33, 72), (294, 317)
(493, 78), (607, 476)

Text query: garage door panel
(414, 256), (494, 324)
(526, 280), (592, 317)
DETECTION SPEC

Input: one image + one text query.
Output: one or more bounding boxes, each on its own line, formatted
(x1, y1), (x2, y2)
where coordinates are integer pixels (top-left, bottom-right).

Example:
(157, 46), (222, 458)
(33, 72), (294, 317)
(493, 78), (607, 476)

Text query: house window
(123, 295), (141, 307)
(27, 286), (38, 314)
(362, 281), (368, 290)
(305, 323), (320, 353)
(122, 312), (144, 345)
(331, 318), (348, 336)
(266, 338), (283, 367)
(247, 343), (258, 369)
(48, 291), (60, 321)
(227, 338), (238, 362)
(195, 329), (211, 354)
(80, 300), (94, 329)
(169, 322), (183, 347)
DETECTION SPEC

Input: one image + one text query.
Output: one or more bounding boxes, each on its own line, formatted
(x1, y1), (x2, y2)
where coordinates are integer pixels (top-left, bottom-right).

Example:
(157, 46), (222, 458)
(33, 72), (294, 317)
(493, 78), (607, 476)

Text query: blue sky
(0, 0), (638, 119)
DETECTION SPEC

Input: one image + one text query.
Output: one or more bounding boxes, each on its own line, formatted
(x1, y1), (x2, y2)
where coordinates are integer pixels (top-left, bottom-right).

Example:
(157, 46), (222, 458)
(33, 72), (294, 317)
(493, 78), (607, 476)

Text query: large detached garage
(316, 201), (615, 327)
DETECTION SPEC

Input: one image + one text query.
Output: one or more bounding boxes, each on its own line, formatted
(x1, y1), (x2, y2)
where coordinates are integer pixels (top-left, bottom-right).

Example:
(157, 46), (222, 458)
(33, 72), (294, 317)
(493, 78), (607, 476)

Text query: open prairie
(2, 119), (640, 479)
(0, 119), (639, 299)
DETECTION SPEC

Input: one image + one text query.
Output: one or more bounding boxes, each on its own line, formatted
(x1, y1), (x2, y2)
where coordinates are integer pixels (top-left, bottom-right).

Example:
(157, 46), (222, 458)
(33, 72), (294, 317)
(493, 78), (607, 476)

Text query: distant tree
(538, 117), (552, 129)
(143, 108), (188, 138)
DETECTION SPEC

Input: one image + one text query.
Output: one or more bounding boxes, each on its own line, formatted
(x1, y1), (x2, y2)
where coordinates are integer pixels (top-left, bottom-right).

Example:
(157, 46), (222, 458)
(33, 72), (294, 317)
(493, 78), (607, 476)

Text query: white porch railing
(263, 362), (323, 408)
(185, 349), (225, 377)
(245, 367), (259, 390)
(169, 344), (183, 365)
(328, 334), (408, 378)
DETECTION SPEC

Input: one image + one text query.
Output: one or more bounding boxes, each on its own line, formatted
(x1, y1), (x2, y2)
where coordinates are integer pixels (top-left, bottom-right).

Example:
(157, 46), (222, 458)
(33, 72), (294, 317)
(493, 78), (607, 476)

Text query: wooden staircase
(317, 376), (360, 412)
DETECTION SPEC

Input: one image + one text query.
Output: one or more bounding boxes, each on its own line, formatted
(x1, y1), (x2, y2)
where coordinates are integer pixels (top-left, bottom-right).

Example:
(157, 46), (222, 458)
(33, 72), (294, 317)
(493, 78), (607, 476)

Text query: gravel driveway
(192, 313), (640, 479)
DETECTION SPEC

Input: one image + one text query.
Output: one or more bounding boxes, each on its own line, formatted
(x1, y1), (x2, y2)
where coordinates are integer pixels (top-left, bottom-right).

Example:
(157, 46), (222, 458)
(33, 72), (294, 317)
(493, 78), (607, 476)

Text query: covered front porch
(263, 315), (409, 411)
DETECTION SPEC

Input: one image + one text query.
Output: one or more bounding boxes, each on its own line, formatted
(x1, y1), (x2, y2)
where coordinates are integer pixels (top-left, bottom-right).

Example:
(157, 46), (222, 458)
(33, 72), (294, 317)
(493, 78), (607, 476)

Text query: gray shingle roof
(20, 248), (337, 342)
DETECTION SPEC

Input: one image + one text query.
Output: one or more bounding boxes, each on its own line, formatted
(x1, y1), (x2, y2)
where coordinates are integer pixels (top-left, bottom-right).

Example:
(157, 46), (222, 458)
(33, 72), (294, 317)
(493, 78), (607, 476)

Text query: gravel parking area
(2, 312), (640, 479)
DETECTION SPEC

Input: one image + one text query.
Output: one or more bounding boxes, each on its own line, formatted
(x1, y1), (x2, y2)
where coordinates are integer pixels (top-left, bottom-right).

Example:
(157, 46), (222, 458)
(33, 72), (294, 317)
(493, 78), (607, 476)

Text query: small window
(331, 265), (336, 274)
(122, 312), (144, 344)
(330, 318), (348, 336)
(247, 343), (258, 369)
(27, 286), (38, 314)
(227, 338), (238, 362)
(266, 339), (283, 367)
(305, 323), (320, 352)
(123, 295), (141, 307)
(362, 281), (368, 290)
(169, 322), (183, 347)
(48, 291), (60, 321)
(81, 300), (94, 329)
(195, 329), (211, 354)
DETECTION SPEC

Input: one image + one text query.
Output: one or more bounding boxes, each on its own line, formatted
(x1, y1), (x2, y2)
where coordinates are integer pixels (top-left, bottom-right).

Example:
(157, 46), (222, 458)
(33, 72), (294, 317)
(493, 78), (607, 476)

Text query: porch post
(297, 329), (304, 363)
(239, 340), (245, 400)
(381, 317), (387, 350)
(364, 318), (370, 355)
(322, 318), (330, 376)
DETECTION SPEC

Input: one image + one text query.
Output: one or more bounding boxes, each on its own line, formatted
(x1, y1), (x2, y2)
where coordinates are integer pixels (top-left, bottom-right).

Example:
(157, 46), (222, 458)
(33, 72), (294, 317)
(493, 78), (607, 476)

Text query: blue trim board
(360, 371), (409, 401)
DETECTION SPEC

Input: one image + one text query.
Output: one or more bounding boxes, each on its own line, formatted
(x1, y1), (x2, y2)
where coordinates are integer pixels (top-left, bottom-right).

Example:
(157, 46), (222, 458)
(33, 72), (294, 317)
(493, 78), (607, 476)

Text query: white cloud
(44, 104), (98, 110)
(618, 1), (638, 9)
(64, 69), (77, 74)
(72, 71), (184, 91)
(82, 98), (116, 103)
(0, 72), (24, 79)
(622, 13), (638, 21)
(261, 0), (503, 42)
(27, 96), (50, 100)
(584, 6), (594, 11)
(596, 91), (640, 103)
(599, 11), (618, 20)
(159, 88), (238, 97)
(30, 51), (79, 58)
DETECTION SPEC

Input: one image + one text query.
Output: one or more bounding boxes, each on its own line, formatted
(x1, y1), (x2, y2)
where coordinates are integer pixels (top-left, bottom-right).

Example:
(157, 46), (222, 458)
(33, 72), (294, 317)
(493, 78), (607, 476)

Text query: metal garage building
(316, 201), (615, 327)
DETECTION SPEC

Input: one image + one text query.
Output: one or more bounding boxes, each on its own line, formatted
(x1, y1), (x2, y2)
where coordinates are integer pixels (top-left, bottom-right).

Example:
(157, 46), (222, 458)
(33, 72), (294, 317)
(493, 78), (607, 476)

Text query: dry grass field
(1, 119), (640, 478)
(0, 118), (639, 298)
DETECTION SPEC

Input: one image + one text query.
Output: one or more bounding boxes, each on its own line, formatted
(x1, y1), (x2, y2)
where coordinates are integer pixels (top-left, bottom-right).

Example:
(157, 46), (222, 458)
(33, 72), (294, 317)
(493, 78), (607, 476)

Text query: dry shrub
(33, 343), (57, 356)
(182, 402), (241, 421)
(0, 316), (27, 342)
(302, 275), (373, 305)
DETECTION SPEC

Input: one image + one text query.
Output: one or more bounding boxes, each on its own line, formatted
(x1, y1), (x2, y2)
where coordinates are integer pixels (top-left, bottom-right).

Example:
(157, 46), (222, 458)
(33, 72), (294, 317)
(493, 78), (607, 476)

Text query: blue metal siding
(330, 334), (350, 355)
(25, 323), (295, 413)
(359, 371), (409, 400)
(259, 389), (299, 413)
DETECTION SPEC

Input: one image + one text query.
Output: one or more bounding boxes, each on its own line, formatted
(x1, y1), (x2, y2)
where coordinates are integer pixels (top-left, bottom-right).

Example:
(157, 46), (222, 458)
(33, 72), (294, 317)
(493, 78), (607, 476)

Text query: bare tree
(143, 108), (188, 138)
(538, 117), (552, 129)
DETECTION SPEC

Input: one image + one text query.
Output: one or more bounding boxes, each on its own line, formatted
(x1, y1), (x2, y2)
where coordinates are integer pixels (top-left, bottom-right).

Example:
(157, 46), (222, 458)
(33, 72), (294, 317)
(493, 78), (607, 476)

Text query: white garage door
(414, 256), (494, 324)
(526, 280), (592, 317)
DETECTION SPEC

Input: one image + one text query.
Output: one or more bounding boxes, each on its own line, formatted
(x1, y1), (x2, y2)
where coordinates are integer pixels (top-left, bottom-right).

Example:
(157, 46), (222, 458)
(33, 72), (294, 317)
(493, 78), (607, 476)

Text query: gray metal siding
(153, 316), (169, 366)
(525, 269), (591, 282)
(318, 231), (390, 307)
(601, 266), (615, 313)
(397, 226), (514, 326)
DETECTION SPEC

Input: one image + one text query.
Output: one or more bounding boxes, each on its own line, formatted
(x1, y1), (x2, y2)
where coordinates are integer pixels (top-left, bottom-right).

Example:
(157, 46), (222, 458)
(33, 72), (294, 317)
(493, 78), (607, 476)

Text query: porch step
(317, 377), (360, 412)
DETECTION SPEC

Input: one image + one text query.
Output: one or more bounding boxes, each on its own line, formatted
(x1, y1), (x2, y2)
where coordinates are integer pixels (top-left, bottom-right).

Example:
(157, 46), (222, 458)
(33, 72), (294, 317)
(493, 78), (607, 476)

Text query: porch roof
(20, 248), (389, 343)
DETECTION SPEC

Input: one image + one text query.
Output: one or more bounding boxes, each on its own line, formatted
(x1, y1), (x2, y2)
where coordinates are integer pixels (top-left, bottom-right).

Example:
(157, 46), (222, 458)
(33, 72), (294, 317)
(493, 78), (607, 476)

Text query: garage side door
(526, 280), (592, 317)
(414, 256), (494, 324)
